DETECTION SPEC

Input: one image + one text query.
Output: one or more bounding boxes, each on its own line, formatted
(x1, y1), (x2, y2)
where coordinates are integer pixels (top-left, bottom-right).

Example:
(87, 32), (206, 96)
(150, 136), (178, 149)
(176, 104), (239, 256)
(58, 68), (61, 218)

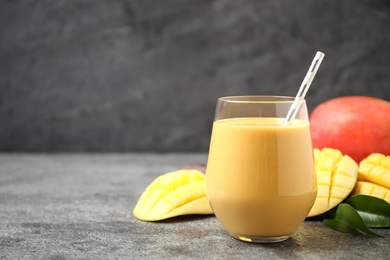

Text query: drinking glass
(206, 96), (317, 243)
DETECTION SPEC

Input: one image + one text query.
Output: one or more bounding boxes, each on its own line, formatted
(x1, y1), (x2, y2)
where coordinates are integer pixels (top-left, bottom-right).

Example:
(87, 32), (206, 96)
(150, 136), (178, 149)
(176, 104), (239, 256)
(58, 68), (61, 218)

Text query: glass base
(230, 233), (290, 243)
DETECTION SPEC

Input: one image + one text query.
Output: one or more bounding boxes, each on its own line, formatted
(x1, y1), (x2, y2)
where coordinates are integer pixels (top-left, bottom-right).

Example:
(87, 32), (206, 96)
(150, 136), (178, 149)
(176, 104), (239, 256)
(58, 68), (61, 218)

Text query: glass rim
(217, 95), (305, 104)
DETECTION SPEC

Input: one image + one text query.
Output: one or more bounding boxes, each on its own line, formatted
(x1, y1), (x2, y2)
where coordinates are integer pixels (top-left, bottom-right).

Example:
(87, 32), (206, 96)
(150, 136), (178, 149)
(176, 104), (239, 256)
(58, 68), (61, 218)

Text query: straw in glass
(283, 51), (325, 125)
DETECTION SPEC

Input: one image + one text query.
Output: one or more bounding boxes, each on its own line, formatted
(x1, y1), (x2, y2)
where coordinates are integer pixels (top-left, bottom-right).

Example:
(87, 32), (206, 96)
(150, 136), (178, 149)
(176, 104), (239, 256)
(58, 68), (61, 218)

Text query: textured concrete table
(1, 153), (389, 259)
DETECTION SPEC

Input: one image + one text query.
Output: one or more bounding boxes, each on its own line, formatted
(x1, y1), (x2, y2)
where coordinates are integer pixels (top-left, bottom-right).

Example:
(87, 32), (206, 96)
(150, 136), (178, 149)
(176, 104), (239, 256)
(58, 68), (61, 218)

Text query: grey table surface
(1, 153), (389, 259)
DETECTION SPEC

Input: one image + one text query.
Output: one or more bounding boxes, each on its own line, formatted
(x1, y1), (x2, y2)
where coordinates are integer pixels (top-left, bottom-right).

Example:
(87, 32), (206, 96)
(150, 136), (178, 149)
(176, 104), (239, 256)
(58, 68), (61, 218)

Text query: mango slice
(352, 181), (390, 204)
(357, 153), (390, 189)
(133, 169), (213, 221)
(308, 148), (358, 217)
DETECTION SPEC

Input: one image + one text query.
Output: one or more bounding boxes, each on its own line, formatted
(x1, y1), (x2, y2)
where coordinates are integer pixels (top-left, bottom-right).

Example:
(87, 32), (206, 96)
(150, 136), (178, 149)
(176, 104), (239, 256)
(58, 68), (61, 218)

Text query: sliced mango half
(352, 181), (390, 204)
(133, 169), (213, 221)
(307, 148), (358, 217)
(358, 153), (390, 189)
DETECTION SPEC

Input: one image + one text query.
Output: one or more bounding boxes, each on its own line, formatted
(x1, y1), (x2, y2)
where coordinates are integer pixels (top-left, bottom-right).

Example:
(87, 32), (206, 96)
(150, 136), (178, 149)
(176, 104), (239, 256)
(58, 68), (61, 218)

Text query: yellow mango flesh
(307, 148), (358, 217)
(133, 169), (213, 221)
(358, 153), (390, 189)
(352, 181), (390, 204)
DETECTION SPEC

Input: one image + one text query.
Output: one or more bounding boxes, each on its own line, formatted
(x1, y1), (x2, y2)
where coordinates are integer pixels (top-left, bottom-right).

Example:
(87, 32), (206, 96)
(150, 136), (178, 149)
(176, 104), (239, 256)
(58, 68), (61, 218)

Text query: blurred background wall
(1, 0), (389, 152)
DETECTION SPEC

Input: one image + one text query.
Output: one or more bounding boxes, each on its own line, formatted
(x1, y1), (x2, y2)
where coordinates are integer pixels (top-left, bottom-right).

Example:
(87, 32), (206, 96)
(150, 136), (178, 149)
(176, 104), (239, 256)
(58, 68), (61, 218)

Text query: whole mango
(310, 96), (390, 163)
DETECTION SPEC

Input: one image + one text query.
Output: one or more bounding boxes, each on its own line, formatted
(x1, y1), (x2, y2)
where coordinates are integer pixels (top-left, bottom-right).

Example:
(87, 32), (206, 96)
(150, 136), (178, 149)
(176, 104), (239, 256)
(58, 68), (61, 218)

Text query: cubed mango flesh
(133, 169), (213, 221)
(352, 181), (390, 203)
(307, 148), (358, 217)
(358, 153), (390, 189)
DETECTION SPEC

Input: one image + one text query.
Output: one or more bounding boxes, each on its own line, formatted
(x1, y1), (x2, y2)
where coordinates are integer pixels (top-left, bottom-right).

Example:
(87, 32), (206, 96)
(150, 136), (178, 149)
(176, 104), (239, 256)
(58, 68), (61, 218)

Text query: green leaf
(323, 203), (384, 237)
(345, 195), (390, 228)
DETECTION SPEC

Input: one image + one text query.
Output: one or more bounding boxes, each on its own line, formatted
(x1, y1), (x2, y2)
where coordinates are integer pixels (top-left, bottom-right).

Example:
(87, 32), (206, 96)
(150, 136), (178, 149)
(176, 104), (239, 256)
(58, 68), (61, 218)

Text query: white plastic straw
(283, 51), (325, 125)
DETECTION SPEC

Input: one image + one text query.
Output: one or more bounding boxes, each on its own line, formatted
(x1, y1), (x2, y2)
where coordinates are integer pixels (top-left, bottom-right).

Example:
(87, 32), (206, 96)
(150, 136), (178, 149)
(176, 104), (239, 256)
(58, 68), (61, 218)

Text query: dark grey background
(1, 0), (389, 152)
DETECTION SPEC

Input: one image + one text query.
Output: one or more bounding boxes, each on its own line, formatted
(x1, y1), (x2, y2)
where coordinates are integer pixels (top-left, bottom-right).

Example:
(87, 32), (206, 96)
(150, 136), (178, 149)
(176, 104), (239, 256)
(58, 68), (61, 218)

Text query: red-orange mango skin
(310, 96), (390, 163)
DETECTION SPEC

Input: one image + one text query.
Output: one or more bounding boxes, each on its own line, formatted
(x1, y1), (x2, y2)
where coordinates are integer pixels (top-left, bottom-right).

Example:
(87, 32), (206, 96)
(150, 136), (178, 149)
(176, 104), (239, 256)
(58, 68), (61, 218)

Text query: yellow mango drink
(205, 96), (317, 243)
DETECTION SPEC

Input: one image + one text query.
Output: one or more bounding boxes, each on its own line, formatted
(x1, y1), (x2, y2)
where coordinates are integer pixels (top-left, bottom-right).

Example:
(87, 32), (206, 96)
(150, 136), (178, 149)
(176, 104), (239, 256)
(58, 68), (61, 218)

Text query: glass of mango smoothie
(206, 96), (317, 243)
